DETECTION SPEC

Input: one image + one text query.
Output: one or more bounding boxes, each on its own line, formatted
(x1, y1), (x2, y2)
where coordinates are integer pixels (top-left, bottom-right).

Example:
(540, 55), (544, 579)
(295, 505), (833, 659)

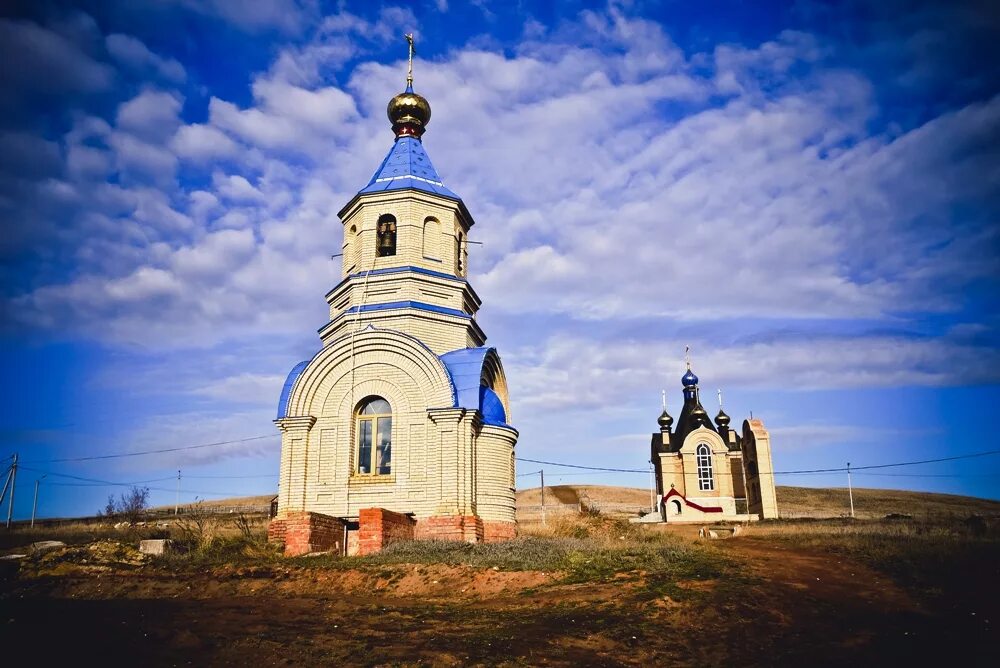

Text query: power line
(19, 466), (177, 487)
(516, 448), (1000, 477)
(21, 434), (276, 464)
(516, 457), (647, 473)
(184, 473), (279, 479)
(773, 448), (1000, 475)
(854, 471), (1000, 479)
(43, 481), (268, 497)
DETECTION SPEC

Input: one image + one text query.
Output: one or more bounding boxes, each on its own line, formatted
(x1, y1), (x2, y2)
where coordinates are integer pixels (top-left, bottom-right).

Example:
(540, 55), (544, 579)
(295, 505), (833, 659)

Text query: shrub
(99, 486), (150, 526)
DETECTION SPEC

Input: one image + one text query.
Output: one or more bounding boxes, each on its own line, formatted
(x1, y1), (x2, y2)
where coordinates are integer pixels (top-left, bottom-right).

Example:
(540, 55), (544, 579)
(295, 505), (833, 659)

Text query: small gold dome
(387, 85), (431, 138)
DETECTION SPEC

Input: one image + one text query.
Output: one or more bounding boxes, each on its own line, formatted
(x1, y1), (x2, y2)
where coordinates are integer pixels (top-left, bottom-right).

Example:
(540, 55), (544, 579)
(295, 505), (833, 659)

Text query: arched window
(356, 396), (392, 475)
(456, 231), (464, 274)
(348, 224), (359, 269)
(377, 214), (396, 257)
(670, 499), (682, 515)
(696, 444), (714, 491)
(422, 217), (441, 259)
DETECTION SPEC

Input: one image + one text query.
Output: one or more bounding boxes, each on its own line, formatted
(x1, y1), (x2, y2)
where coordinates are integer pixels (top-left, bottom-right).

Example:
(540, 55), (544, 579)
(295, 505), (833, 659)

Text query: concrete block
(139, 539), (174, 556)
(31, 540), (66, 554)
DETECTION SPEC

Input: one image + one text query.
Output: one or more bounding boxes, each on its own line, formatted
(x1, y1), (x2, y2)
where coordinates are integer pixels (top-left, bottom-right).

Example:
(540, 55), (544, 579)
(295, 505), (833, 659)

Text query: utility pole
(0, 464), (12, 517)
(5, 453), (17, 529)
(31, 475), (46, 528)
(540, 470), (546, 526)
(847, 461), (855, 519)
(175, 469), (181, 515)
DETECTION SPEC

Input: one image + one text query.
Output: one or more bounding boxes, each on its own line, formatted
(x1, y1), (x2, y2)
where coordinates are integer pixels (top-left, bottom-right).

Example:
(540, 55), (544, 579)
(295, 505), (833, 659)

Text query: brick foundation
(269, 511), (346, 557)
(357, 508), (416, 556)
(482, 520), (517, 542)
(414, 515), (484, 543)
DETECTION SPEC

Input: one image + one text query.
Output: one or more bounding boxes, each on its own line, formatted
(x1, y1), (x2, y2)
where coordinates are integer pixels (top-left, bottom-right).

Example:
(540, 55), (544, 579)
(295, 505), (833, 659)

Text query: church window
(696, 444), (714, 491)
(456, 232), (464, 274)
(422, 217), (441, 259)
(348, 224), (359, 268)
(377, 214), (397, 257)
(356, 397), (392, 475)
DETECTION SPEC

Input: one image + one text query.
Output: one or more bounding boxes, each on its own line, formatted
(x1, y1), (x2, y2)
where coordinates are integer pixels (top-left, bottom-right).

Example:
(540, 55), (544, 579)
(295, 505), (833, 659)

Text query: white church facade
(269, 47), (518, 556)
(651, 364), (779, 522)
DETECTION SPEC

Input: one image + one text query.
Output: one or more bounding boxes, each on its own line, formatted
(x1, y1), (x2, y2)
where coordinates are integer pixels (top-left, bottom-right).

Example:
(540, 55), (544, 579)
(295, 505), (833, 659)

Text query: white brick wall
(275, 183), (517, 525)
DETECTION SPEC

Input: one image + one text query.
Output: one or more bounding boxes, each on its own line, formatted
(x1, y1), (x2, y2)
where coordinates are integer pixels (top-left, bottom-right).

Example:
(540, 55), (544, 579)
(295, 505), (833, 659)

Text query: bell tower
(321, 37), (482, 354)
(272, 35), (518, 555)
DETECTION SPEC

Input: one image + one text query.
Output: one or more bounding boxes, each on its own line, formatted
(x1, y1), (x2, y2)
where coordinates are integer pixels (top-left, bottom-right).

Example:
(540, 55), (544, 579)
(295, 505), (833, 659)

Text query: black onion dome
(715, 409), (731, 428)
(657, 409), (674, 429)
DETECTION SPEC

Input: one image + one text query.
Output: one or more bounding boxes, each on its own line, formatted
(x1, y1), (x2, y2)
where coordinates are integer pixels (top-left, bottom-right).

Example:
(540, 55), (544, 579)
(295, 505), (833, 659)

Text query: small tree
(100, 486), (150, 525)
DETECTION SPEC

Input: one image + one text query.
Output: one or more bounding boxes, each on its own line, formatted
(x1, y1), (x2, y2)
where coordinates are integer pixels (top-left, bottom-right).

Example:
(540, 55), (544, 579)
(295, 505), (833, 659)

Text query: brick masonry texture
(482, 520), (517, 542)
(414, 515), (484, 543)
(269, 511), (346, 557)
(357, 507), (416, 555)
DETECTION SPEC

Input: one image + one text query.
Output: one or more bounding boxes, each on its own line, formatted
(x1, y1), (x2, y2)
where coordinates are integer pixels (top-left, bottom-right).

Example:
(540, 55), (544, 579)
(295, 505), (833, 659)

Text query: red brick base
(271, 511), (517, 557)
(482, 520), (517, 542)
(358, 508), (415, 556)
(414, 515), (484, 542)
(268, 511), (346, 557)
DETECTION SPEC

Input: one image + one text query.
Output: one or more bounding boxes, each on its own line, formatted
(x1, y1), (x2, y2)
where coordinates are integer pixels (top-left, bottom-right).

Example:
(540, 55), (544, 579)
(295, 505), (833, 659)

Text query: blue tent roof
(439, 347), (509, 427)
(358, 136), (460, 200)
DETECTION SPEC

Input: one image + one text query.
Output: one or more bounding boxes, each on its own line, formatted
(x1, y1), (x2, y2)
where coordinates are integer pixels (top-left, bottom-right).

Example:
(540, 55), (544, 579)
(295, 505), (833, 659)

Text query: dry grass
(517, 484), (1000, 520)
(516, 484), (650, 508)
(744, 515), (1000, 602)
(774, 485), (1000, 519)
(150, 494), (274, 511)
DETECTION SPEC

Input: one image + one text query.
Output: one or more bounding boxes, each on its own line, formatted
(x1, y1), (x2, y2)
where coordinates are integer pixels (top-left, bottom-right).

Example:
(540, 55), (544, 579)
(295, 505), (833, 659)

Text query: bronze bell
(377, 223), (396, 255)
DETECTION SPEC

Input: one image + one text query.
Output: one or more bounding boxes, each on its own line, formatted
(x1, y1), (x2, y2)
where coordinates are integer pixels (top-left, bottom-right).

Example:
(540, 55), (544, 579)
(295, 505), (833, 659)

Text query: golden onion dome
(387, 83), (431, 138)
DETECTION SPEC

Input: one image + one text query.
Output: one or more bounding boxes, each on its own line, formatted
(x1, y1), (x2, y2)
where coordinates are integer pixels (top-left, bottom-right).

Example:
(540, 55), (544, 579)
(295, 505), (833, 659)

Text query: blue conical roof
(358, 136), (460, 200)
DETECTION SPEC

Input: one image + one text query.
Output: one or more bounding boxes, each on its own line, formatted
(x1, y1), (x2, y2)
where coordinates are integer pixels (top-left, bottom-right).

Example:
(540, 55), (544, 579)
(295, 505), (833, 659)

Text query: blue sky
(1, 0), (998, 519)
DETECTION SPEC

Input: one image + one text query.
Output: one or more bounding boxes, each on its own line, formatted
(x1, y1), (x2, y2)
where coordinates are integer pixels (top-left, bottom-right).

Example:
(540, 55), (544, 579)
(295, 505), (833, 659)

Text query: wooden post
(540, 470), (546, 526)
(5, 453), (17, 529)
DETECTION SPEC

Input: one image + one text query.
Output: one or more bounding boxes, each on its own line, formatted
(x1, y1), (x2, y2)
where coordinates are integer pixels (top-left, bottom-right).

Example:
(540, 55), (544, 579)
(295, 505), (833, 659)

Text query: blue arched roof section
(276, 360), (309, 419)
(480, 386), (507, 426)
(439, 346), (510, 427)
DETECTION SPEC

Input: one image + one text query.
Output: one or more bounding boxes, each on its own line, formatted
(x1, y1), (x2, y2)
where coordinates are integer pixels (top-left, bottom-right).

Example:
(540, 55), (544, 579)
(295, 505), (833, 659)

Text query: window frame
(696, 443), (714, 491)
(355, 397), (392, 476)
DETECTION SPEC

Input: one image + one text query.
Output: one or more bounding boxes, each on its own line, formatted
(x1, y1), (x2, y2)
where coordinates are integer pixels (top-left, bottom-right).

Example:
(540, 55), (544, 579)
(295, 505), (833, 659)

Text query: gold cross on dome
(405, 33), (415, 87)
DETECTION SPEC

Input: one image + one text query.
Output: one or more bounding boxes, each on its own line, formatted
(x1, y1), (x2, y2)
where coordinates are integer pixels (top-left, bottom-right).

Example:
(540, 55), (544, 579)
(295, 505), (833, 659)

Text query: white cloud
(116, 89), (184, 141)
(193, 372), (286, 404)
(170, 123), (241, 161)
(504, 333), (1000, 415)
(105, 33), (186, 83)
(163, 0), (315, 35)
(5, 6), (997, 408)
(0, 17), (114, 94)
(212, 173), (268, 203)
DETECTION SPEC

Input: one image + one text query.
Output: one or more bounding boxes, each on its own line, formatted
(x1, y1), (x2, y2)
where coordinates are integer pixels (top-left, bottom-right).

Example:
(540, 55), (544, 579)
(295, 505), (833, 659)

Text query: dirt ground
(2, 527), (997, 668)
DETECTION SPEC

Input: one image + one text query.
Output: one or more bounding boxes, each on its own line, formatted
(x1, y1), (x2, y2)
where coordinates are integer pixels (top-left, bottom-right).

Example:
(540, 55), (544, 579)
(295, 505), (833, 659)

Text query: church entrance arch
(670, 499), (682, 516)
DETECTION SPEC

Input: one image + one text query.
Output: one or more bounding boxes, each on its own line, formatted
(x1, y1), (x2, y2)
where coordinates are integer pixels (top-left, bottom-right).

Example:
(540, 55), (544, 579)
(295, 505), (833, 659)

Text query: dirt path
(2, 540), (996, 666)
(715, 537), (995, 666)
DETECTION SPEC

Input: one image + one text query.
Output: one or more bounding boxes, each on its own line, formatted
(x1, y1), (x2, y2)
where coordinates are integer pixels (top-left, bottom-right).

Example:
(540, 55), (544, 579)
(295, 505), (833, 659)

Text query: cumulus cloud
(116, 89), (184, 141)
(3, 4), (998, 402)
(170, 124), (240, 161)
(0, 17), (114, 96)
(105, 33), (186, 83)
(159, 0), (316, 35)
